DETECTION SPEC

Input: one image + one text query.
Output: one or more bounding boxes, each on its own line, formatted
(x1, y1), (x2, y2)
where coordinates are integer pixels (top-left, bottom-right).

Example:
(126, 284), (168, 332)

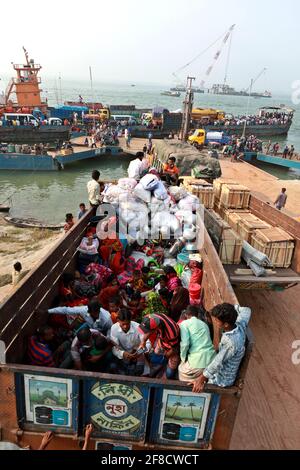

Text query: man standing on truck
(127, 152), (144, 180)
(189, 304), (251, 393)
(139, 313), (180, 379)
(274, 188), (287, 211)
(87, 170), (101, 207)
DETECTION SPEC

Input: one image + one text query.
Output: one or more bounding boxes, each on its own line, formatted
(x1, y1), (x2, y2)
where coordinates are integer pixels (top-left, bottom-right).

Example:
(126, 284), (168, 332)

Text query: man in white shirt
(127, 152), (144, 180)
(110, 308), (151, 376)
(87, 170), (101, 207)
(48, 299), (112, 336)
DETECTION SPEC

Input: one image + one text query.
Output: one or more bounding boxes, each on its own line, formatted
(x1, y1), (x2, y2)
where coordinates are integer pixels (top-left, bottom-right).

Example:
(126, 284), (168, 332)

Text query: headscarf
(170, 287), (190, 322)
(167, 276), (182, 292)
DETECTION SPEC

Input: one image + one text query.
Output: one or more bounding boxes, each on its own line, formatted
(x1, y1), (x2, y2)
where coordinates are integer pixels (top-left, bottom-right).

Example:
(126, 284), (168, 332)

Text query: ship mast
(180, 76), (195, 141)
(23, 46), (30, 66)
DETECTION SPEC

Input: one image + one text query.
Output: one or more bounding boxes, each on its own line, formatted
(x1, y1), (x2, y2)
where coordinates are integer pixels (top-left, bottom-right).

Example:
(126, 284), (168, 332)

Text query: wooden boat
(161, 90), (181, 97)
(0, 205), (10, 213)
(0, 208), (253, 450)
(4, 215), (64, 230)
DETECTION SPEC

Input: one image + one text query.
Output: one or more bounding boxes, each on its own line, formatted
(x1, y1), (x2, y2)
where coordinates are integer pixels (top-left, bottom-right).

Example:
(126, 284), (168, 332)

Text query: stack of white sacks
(103, 174), (200, 241)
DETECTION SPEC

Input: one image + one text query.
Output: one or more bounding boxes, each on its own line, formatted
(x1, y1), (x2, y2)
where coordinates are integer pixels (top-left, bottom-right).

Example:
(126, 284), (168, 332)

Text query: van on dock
(3, 113), (39, 125)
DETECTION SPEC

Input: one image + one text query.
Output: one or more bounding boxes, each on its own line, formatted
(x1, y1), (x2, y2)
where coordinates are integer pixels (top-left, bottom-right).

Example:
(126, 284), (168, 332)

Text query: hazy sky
(0, 0), (299, 93)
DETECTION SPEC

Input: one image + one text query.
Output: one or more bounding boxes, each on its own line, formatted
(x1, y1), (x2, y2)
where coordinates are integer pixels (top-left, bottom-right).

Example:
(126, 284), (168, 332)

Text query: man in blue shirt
(190, 303), (251, 392)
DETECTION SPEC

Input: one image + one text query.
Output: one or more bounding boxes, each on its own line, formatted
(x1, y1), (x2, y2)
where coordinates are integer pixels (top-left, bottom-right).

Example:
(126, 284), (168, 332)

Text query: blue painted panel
(14, 373), (79, 433)
(257, 153), (300, 169)
(0, 153), (57, 170)
(243, 152), (257, 162)
(149, 385), (220, 448)
(83, 380), (150, 442)
(56, 147), (123, 166)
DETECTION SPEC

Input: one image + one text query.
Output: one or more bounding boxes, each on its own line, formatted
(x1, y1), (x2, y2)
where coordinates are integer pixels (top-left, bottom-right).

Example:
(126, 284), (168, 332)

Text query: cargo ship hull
(204, 122), (292, 137)
(0, 125), (70, 144)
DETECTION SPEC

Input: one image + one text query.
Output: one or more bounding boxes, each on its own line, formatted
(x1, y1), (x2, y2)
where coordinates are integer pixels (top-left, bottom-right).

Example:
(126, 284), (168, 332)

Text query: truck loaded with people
(0, 162), (253, 451)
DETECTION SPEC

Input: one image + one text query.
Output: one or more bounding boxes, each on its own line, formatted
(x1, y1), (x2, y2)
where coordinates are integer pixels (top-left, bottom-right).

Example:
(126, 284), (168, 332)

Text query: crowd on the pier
(218, 135), (263, 161)
(26, 161), (251, 393)
(264, 141), (300, 160)
(219, 135), (300, 162)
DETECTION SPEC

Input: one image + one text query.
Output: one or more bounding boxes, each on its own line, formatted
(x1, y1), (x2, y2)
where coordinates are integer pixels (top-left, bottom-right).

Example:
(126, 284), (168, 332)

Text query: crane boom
(172, 24), (236, 86)
(245, 68), (267, 92)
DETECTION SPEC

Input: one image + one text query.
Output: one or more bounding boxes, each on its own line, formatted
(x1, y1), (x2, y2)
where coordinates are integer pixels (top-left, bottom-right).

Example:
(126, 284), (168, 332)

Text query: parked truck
(191, 108), (225, 123)
(189, 129), (231, 149)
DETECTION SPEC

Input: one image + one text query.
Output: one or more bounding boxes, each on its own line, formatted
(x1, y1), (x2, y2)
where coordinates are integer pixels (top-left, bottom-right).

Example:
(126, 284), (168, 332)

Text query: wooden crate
(204, 209), (231, 246)
(216, 201), (227, 219)
(213, 179), (239, 200)
(219, 229), (243, 265)
(188, 184), (214, 209)
(224, 210), (251, 232)
(251, 228), (295, 268)
(183, 177), (212, 188)
(238, 216), (271, 243)
(220, 184), (251, 209)
(183, 178), (214, 209)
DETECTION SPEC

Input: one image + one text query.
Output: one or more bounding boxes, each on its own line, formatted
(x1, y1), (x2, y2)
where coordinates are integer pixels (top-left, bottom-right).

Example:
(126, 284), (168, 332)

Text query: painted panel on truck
(149, 386), (220, 448)
(83, 380), (150, 442)
(15, 373), (79, 434)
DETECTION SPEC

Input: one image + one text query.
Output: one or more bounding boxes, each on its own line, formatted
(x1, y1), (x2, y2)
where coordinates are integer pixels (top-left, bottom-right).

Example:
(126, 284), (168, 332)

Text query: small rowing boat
(4, 216), (64, 230)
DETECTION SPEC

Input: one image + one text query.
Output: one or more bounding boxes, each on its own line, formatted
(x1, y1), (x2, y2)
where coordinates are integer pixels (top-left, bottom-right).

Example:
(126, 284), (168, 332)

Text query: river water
(1, 81), (300, 223)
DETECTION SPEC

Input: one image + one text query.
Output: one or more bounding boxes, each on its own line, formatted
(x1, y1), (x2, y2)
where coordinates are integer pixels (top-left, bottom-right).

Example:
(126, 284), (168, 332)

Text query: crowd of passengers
(197, 111), (293, 128)
(27, 163), (251, 393)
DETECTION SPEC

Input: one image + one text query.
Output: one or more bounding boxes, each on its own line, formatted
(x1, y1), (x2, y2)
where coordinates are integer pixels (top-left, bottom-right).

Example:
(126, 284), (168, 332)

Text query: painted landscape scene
(164, 394), (206, 425)
(29, 379), (68, 410)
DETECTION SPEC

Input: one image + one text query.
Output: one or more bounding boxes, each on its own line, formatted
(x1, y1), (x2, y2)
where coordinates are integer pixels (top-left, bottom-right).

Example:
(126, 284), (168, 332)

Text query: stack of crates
(183, 178), (215, 209)
(251, 227), (295, 268)
(219, 184), (251, 210)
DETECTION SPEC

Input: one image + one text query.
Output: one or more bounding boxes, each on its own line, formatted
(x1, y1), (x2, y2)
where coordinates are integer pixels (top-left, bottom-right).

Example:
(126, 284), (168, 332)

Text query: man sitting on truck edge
(28, 325), (71, 368)
(189, 303), (251, 392)
(161, 157), (180, 185)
